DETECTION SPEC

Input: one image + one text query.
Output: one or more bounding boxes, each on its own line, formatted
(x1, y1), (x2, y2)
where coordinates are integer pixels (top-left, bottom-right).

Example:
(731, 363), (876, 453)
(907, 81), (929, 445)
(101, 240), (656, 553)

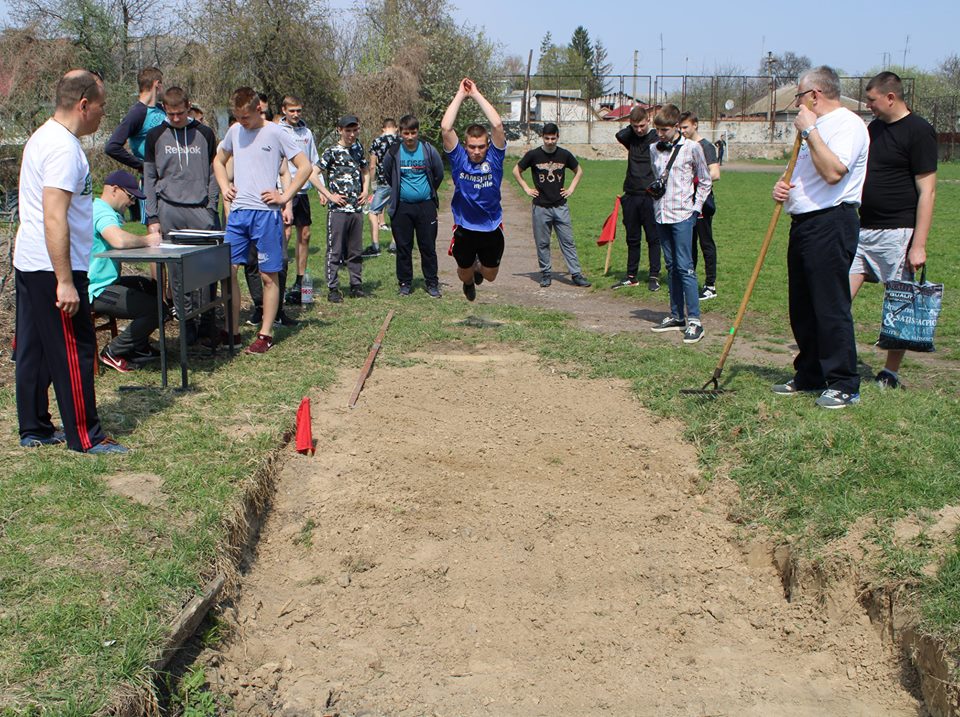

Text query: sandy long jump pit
(205, 348), (919, 716)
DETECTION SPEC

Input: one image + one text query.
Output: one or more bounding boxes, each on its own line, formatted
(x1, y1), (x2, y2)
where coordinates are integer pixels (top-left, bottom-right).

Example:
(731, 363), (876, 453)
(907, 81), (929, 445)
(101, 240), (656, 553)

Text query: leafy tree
(758, 51), (812, 84)
(346, 0), (500, 147)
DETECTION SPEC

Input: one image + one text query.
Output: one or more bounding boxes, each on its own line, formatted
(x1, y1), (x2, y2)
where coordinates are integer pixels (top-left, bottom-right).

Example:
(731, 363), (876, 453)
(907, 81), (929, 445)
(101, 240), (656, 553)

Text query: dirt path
(200, 180), (923, 715)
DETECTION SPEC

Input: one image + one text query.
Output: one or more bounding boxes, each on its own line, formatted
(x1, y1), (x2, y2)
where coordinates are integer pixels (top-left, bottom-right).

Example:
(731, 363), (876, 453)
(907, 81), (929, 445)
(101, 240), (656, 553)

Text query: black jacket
(381, 140), (444, 218)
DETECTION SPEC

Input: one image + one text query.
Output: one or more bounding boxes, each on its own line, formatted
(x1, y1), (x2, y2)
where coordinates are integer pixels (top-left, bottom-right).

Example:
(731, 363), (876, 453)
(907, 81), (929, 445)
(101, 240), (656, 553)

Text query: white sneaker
(699, 285), (717, 300)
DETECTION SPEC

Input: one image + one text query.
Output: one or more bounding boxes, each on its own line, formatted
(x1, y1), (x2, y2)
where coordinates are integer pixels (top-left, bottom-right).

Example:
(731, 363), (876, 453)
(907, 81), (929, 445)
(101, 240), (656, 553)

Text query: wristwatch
(801, 125), (817, 140)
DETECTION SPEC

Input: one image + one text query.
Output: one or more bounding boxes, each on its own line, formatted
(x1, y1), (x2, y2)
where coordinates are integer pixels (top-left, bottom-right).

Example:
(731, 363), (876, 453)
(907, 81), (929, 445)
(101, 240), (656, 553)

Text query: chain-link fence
(914, 96), (960, 161)
(492, 73), (955, 159)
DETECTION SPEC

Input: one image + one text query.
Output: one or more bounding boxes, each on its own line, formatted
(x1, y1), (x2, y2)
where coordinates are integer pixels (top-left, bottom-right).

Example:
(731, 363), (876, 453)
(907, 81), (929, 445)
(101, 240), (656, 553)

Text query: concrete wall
(504, 117), (869, 160)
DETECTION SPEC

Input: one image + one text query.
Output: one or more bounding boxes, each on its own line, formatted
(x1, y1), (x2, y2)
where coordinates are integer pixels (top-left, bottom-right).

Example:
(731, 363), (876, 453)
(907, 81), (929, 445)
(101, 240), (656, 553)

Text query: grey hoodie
(143, 119), (219, 223)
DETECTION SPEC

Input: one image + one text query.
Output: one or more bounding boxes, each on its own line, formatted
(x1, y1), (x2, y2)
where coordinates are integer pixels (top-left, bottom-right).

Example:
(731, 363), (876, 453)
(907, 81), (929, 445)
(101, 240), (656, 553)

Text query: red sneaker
(244, 333), (274, 354)
(100, 347), (137, 373)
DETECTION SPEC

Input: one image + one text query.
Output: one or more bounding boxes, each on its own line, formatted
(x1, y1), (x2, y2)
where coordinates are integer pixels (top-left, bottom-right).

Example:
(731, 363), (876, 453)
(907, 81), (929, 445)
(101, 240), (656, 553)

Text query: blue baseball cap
(104, 170), (145, 199)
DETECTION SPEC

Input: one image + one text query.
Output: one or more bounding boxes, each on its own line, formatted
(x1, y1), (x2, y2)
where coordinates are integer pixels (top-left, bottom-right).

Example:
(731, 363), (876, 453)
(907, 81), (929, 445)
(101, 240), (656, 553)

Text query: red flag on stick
(596, 196), (621, 246)
(295, 397), (314, 455)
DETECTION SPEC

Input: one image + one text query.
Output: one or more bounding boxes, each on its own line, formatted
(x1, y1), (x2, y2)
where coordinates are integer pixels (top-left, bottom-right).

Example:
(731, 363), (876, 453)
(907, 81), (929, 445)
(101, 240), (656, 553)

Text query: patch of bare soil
(203, 352), (920, 716)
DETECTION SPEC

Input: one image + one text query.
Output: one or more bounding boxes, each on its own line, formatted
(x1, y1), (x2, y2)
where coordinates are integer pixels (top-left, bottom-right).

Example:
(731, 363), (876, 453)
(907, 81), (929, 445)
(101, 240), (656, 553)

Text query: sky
(0, 0), (954, 78)
(443, 0), (955, 77)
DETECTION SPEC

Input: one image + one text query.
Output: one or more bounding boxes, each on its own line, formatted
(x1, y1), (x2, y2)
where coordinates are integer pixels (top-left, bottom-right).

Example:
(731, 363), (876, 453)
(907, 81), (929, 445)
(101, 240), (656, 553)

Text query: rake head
(679, 375), (727, 396)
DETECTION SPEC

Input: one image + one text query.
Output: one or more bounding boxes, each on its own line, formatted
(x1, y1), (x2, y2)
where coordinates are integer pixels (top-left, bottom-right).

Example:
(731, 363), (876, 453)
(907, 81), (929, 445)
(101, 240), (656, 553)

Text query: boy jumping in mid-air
(441, 78), (506, 301)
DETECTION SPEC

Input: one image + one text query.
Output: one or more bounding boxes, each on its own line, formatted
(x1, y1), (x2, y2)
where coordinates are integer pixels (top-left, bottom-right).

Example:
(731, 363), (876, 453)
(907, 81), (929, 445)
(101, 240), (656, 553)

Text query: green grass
(2, 161), (960, 713)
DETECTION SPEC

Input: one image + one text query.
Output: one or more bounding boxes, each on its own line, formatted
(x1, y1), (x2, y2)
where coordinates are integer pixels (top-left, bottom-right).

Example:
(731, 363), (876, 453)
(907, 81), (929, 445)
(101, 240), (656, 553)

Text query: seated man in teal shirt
(89, 170), (162, 372)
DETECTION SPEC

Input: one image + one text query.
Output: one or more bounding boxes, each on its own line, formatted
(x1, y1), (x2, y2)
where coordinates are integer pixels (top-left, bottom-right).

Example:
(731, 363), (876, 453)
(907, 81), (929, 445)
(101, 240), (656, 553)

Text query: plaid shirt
(651, 138), (712, 224)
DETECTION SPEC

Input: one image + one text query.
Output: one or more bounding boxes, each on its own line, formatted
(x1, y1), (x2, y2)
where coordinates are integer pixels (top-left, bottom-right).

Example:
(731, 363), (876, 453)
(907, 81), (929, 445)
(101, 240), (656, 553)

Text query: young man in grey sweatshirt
(144, 86), (220, 342)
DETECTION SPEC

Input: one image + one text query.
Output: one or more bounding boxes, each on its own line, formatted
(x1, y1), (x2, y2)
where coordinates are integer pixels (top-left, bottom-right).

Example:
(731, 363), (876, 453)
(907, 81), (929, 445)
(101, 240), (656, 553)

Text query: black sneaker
(274, 311), (299, 328)
(651, 317), (685, 332)
(328, 288), (343, 303)
(613, 277), (639, 289)
(285, 286), (302, 305)
(875, 369), (901, 389)
(771, 379), (821, 396)
(129, 345), (162, 363)
(426, 284), (442, 298)
(699, 285), (717, 300)
(361, 244), (381, 258)
(816, 389), (861, 409)
(349, 285), (365, 298)
(539, 274), (552, 287)
(399, 283), (412, 296)
(682, 322), (704, 344)
(571, 273), (591, 287)
(648, 276), (661, 292)
(462, 282), (476, 301)
(474, 270), (484, 286)
(246, 306), (263, 326)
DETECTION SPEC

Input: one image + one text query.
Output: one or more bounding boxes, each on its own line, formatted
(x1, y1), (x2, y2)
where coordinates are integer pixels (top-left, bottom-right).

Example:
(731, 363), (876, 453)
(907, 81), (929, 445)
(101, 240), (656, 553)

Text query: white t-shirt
(220, 122), (303, 211)
(14, 119), (95, 272)
(785, 107), (869, 215)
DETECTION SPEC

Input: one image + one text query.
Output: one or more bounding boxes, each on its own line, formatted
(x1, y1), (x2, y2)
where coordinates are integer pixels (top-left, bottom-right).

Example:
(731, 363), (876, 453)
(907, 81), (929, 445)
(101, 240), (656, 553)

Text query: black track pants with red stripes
(15, 269), (105, 452)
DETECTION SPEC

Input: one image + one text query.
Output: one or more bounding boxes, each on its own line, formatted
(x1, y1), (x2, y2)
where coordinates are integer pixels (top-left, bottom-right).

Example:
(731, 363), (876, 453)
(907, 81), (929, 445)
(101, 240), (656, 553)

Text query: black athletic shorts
(291, 194), (311, 227)
(451, 225), (505, 269)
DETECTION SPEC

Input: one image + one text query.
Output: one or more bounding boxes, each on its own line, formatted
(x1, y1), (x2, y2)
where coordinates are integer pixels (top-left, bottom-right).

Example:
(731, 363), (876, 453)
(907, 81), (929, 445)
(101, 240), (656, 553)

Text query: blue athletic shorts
(225, 209), (284, 273)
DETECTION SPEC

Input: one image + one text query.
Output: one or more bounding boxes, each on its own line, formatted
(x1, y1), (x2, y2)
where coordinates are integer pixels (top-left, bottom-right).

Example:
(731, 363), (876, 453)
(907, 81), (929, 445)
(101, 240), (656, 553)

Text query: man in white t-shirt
(772, 65), (869, 409)
(14, 69), (127, 453)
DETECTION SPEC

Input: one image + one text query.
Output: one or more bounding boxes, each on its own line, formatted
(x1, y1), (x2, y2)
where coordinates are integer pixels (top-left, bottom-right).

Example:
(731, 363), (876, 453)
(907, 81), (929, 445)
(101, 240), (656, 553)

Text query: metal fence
(494, 73), (919, 124)
(914, 96), (960, 161)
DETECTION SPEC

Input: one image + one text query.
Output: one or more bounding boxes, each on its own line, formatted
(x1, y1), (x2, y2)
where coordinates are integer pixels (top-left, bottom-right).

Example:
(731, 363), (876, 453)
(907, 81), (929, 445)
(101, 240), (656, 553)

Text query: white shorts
(850, 227), (913, 283)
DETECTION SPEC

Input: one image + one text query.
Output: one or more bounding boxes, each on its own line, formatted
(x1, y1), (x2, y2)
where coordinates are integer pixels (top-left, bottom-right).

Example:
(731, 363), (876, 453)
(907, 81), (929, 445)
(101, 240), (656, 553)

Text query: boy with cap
(317, 114), (369, 302)
(89, 170), (162, 372)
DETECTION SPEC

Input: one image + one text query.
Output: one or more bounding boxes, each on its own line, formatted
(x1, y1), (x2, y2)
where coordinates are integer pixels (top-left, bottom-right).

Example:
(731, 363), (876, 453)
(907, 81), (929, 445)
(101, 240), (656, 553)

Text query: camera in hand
(646, 179), (667, 199)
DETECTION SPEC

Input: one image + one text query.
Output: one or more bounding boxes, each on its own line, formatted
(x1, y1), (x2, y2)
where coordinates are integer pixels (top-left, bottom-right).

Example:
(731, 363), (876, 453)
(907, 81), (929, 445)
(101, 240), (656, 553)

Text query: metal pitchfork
(681, 132), (803, 396)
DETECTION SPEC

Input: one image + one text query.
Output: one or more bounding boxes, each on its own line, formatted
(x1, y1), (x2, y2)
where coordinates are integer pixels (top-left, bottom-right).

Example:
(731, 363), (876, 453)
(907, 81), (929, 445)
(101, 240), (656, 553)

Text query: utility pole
(902, 35), (910, 68)
(522, 49), (533, 129)
(659, 33), (665, 104)
(632, 49), (638, 105)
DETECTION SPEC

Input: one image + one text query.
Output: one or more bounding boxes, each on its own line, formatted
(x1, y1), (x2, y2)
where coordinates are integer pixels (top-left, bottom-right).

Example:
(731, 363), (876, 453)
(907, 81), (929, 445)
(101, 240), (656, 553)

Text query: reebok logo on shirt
(164, 145), (202, 155)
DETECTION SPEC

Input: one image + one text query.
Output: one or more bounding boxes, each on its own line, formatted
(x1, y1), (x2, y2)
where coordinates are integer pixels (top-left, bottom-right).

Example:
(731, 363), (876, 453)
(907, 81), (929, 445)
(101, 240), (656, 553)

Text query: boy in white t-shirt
(213, 87), (312, 354)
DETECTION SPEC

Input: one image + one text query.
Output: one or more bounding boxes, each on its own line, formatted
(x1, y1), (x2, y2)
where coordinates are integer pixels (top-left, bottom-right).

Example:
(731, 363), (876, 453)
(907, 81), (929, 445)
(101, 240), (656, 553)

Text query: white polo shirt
(14, 119), (95, 272)
(785, 107), (869, 216)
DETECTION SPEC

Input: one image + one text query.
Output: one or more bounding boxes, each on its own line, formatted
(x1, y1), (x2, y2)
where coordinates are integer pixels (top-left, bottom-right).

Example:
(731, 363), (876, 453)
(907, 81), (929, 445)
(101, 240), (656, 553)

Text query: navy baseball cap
(104, 170), (145, 199)
(337, 114), (360, 128)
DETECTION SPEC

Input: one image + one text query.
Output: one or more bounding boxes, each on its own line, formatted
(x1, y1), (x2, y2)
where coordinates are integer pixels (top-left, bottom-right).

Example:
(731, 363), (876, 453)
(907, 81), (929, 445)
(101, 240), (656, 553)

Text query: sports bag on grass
(876, 266), (943, 352)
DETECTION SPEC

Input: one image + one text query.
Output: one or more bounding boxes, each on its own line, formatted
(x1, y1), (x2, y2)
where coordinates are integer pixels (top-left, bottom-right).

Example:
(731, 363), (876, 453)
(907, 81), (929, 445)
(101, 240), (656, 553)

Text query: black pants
(244, 242), (263, 308)
(692, 214), (717, 286)
(621, 192), (661, 278)
(15, 269), (106, 452)
(392, 200), (439, 287)
(91, 276), (159, 356)
(787, 203), (860, 394)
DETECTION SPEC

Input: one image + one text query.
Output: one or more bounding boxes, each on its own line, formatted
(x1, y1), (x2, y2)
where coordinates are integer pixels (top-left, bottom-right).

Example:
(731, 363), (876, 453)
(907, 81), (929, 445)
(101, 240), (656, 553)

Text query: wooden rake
(681, 132), (803, 396)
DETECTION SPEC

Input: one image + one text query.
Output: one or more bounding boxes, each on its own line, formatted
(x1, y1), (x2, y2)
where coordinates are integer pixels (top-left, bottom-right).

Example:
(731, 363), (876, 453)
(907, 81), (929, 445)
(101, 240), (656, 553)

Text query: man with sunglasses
(89, 171), (162, 372)
(14, 69), (127, 453)
(771, 65), (869, 409)
(144, 86), (221, 344)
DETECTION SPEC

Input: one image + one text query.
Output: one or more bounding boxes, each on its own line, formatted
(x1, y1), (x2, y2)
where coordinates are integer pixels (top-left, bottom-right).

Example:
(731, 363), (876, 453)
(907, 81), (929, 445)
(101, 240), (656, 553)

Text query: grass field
(1, 160), (959, 714)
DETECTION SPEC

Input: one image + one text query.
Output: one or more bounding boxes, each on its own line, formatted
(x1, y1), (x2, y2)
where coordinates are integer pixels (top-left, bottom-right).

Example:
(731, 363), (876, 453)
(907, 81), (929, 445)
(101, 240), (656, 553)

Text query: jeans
(531, 204), (582, 275)
(658, 214), (700, 322)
